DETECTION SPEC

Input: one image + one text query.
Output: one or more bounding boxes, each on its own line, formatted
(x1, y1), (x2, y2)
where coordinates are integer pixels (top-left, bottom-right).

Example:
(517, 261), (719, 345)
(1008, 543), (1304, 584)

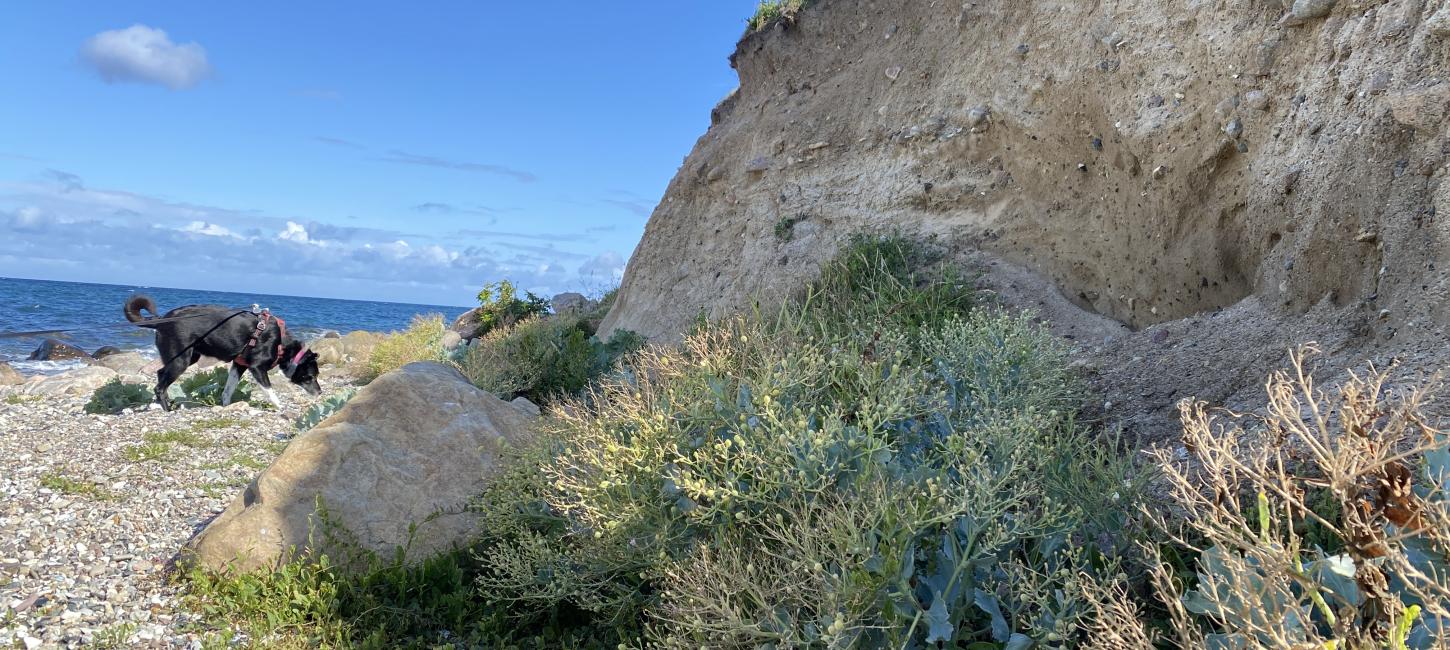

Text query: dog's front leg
(249, 367), (283, 410)
(221, 365), (244, 406)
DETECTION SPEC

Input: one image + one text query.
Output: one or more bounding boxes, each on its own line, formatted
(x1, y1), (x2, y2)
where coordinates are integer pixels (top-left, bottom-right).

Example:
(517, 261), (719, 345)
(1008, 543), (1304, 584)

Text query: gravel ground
(0, 379), (329, 649)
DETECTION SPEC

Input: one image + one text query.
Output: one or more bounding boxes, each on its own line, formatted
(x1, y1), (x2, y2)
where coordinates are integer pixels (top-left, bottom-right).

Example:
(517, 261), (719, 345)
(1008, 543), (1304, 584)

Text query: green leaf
(974, 588), (1010, 642)
(925, 593), (953, 644)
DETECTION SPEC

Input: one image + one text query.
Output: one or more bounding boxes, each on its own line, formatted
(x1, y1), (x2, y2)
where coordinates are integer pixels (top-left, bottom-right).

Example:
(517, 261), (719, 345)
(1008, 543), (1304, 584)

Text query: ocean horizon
(0, 276), (469, 374)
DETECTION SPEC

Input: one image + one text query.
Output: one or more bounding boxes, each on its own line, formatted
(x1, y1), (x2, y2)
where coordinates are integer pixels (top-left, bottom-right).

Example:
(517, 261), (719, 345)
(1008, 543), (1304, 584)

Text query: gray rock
(551, 292), (597, 315)
(185, 362), (537, 574)
(1285, 0), (1337, 24)
(440, 330), (463, 351)
(1429, 3), (1450, 37)
(1224, 119), (1244, 139)
(21, 366), (118, 397)
(96, 352), (148, 376)
(510, 396), (541, 417)
(450, 307), (483, 339)
(1244, 90), (1269, 111)
(27, 339), (93, 363)
(1367, 71), (1391, 96)
(746, 156), (771, 173)
(1146, 94), (1165, 108)
(320, 330), (342, 339)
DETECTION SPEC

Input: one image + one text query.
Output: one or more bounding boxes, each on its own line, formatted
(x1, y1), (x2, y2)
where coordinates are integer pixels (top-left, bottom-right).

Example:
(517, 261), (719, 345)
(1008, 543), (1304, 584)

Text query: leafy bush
(471, 237), (1142, 647)
(363, 314), (449, 381)
(473, 280), (550, 338)
(747, 0), (808, 33)
(84, 378), (152, 414)
(460, 313), (644, 406)
(1089, 345), (1450, 649)
(295, 387), (359, 431)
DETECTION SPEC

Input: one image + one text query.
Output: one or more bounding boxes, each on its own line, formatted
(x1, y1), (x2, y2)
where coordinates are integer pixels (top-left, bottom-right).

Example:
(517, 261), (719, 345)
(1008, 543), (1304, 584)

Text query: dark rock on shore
(27, 339), (94, 364)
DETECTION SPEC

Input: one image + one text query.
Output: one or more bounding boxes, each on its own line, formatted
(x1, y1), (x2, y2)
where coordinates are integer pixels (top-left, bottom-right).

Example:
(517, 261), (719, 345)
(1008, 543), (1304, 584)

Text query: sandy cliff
(604, 0), (1450, 442)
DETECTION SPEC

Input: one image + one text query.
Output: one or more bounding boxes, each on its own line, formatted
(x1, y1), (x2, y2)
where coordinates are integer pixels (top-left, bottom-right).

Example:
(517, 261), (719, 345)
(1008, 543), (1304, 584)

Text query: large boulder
(186, 361), (536, 574)
(96, 351), (149, 375)
(27, 339), (93, 363)
(21, 366), (118, 397)
(309, 331), (385, 367)
(551, 292), (597, 315)
(450, 307), (483, 340)
(0, 363), (23, 386)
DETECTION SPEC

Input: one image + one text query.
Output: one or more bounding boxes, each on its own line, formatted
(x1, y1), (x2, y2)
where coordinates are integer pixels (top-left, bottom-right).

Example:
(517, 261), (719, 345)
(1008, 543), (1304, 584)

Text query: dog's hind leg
(249, 367), (282, 410)
(154, 358), (190, 412)
(220, 364), (244, 406)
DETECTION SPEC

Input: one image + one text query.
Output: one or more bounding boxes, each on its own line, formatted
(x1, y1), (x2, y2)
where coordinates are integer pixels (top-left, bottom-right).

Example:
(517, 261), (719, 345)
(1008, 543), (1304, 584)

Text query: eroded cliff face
(603, 0), (1450, 442)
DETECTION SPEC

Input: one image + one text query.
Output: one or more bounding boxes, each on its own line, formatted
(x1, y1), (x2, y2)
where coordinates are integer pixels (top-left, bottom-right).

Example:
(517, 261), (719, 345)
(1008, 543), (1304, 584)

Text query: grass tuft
(747, 0), (808, 34)
(39, 470), (115, 501)
(363, 314), (450, 382)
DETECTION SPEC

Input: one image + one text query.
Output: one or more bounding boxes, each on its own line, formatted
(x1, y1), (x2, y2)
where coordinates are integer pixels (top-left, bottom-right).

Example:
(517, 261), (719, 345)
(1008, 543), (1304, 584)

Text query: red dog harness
(235, 312), (308, 371)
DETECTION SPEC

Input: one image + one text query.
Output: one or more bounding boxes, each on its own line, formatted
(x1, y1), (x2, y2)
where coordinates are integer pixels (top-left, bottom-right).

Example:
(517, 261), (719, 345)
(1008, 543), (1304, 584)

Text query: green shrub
(363, 314), (449, 381)
(85, 378), (152, 414)
(295, 387), (359, 431)
(166, 366), (270, 409)
(471, 238), (1141, 647)
(473, 280), (550, 338)
(747, 0), (808, 33)
(460, 314), (644, 406)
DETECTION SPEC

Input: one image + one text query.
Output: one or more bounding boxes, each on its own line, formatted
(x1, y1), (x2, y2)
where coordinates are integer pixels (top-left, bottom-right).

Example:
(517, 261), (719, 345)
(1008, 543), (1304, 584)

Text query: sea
(0, 277), (469, 376)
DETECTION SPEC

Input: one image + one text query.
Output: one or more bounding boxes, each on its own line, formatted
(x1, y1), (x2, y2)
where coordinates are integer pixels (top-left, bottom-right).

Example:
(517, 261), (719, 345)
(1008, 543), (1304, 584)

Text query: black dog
(124, 295), (321, 410)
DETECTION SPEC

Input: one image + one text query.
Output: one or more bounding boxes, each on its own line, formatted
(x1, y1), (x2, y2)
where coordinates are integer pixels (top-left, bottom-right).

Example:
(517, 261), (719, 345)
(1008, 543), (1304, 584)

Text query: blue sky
(0, 2), (757, 306)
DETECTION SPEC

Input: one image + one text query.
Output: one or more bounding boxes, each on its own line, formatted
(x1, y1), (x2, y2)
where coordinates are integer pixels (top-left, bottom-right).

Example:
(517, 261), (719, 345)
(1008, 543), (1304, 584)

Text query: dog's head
(281, 340), (322, 396)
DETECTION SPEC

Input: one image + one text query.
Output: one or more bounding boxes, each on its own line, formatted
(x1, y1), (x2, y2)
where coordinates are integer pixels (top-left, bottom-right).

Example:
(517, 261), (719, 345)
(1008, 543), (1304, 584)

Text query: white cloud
(578, 251), (626, 282)
(181, 221), (239, 238)
(278, 221), (311, 243)
(81, 25), (212, 90)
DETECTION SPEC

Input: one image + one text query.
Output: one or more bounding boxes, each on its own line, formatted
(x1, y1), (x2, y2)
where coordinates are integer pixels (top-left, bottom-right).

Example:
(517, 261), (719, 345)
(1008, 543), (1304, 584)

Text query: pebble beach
(0, 375), (325, 649)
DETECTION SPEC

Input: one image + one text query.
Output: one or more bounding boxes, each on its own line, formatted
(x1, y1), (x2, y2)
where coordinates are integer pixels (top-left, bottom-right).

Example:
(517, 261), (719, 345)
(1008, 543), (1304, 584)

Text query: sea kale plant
(461, 312), (644, 407)
(84, 378), (153, 414)
(471, 236), (1147, 647)
(294, 387), (359, 431)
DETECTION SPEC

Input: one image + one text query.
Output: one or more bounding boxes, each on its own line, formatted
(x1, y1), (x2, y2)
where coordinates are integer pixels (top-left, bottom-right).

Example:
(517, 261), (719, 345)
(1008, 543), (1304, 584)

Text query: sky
(0, 2), (758, 307)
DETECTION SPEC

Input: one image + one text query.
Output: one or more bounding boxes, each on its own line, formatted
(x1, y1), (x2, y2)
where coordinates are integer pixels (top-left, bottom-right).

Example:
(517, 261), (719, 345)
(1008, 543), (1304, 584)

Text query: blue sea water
(0, 277), (468, 374)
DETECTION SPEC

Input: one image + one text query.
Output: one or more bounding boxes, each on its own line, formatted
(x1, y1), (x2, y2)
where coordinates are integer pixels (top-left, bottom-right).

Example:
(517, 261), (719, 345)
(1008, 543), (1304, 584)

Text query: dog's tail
(124, 295), (160, 326)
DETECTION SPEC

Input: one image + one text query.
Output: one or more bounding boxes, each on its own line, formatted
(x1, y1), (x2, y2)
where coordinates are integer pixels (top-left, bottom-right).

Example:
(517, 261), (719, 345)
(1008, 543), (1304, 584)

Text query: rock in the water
(96, 351), (149, 375)
(0, 362), (23, 386)
(1387, 84), (1450, 131)
(551, 292), (597, 315)
(321, 330), (342, 339)
(92, 346), (124, 359)
(21, 366), (118, 397)
(27, 339), (93, 363)
(185, 362), (537, 573)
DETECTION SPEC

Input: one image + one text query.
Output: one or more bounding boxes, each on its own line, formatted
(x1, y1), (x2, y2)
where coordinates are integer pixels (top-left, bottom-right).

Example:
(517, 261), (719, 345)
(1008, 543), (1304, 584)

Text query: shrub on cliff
(747, 0), (808, 33)
(363, 314), (449, 381)
(461, 313), (644, 406)
(472, 237), (1145, 646)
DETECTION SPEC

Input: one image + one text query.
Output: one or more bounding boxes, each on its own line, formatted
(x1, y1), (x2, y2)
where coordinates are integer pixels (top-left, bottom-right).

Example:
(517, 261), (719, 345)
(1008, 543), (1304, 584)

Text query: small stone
(1355, 230), (1379, 243)
(1379, 309), (1392, 320)
(1281, 166), (1304, 194)
(1285, 0), (1337, 24)
(1244, 90), (1269, 111)
(1151, 330), (1170, 344)
(1224, 119), (1244, 139)
(1152, 165), (1168, 180)
(1077, 163), (1088, 172)
(1367, 71), (1392, 96)
(1146, 94), (1165, 108)
(745, 156), (771, 173)
(884, 66), (902, 81)
(1091, 137), (1103, 151)
(966, 106), (990, 127)
(1015, 43), (1030, 55)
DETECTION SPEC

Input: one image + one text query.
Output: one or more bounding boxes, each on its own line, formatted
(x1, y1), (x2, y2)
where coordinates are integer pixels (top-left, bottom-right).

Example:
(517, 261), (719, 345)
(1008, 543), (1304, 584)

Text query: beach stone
(320, 330), (341, 339)
(96, 352), (148, 375)
(551, 292), (596, 315)
(0, 362), (23, 386)
(21, 366), (117, 397)
(185, 362), (536, 574)
(26, 339), (93, 364)
(441, 330), (463, 351)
